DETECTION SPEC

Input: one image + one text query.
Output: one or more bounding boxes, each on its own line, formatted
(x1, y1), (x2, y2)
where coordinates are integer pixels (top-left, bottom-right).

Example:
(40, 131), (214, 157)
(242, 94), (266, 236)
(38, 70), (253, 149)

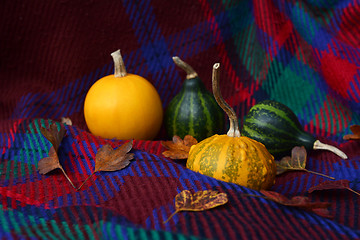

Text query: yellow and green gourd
(164, 57), (224, 141)
(186, 63), (276, 190)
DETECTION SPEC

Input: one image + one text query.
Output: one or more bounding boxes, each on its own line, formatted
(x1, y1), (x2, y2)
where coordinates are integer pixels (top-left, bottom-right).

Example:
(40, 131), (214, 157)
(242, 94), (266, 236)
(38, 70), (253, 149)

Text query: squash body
(241, 100), (316, 159)
(165, 77), (224, 141)
(84, 74), (163, 140)
(186, 134), (276, 190)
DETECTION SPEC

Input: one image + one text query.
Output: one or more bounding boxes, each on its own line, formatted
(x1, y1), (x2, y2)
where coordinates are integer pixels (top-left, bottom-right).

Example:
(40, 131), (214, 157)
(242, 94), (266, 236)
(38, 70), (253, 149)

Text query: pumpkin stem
(172, 56), (198, 79)
(111, 49), (127, 78)
(212, 63), (240, 138)
(313, 140), (348, 159)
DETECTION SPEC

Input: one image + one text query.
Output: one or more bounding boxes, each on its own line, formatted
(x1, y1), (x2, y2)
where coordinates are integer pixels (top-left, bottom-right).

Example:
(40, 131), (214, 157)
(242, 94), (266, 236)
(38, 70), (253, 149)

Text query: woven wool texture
(1, 0), (360, 239)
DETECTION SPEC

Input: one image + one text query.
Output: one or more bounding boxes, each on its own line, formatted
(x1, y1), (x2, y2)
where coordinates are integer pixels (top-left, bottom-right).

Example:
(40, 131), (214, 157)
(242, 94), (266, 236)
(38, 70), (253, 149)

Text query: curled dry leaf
(276, 146), (334, 179)
(308, 180), (360, 196)
(38, 123), (76, 189)
(164, 190), (228, 223)
(77, 140), (135, 190)
(161, 135), (198, 159)
(276, 146), (307, 175)
(258, 190), (332, 218)
(61, 117), (72, 126)
(343, 125), (360, 140)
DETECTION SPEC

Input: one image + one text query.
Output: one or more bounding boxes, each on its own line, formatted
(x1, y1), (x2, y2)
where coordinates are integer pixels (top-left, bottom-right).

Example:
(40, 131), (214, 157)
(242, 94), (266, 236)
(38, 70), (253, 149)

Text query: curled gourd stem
(313, 140), (348, 159)
(172, 56), (198, 79)
(111, 49), (127, 78)
(212, 63), (240, 138)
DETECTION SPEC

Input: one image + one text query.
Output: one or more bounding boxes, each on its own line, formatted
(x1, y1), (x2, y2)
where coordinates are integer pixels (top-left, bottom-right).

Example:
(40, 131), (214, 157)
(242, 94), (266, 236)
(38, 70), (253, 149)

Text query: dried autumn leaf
(38, 146), (61, 174)
(276, 146), (306, 175)
(77, 140), (134, 190)
(343, 125), (360, 140)
(259, 190), (332, 218)
(164, 190), (228, 223)
(40, 122), (65, 152)
(38, 123), (76, 189)
(61, 117), (72, 126)
(276, 146), (334, 179)
(161, 135), (198, 159)
(308, 180), (360, 196)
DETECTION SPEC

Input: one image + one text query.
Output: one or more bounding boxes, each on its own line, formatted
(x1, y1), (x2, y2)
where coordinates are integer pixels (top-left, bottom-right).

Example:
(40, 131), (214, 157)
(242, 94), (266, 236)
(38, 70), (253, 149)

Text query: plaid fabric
(1, 0), (360, 239)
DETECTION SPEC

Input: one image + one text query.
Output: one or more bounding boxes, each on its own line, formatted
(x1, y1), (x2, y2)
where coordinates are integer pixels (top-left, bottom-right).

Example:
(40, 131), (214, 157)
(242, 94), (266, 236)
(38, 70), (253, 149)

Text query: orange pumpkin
(84, 50), (163, 140)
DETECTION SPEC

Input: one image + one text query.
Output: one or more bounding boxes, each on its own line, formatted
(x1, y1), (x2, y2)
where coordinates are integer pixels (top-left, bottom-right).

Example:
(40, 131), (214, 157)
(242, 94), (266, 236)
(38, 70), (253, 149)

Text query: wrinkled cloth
(1, 0), (360, 239)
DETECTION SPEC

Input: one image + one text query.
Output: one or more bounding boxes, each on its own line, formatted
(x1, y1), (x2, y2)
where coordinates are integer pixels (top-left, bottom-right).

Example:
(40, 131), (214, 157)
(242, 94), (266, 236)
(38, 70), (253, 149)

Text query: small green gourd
(164, 57), (225, 141)
(241, 100), (348, 159)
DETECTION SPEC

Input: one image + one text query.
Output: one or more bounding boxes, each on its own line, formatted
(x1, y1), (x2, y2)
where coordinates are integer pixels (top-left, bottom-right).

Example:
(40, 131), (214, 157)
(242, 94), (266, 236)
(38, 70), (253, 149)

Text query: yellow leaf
(164, 190), (228, 223)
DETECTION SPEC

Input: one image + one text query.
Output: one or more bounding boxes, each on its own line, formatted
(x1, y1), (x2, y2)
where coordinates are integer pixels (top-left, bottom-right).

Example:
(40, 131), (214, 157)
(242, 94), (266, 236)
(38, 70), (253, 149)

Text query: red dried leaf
(164, 190), (228, 223)
(259, 190), (332, 218)
(311, 208), (334, 219)
(308, 180), (360, 196)
(77, 140), (134, 190)
(161, 135), (198, 159)
(308, 180), (350, 192)
(343, 125), (360, 140)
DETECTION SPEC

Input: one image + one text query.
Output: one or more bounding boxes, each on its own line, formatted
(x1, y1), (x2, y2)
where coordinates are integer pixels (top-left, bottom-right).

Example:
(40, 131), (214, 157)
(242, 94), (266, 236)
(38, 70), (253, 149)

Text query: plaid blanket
(1, 0), (360, 239)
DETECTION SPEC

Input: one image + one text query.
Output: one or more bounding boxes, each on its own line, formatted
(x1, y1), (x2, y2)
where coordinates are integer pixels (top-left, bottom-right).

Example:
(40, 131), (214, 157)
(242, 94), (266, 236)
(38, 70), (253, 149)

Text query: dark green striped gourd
(241, 100), (348, 159)
(164, 57), (224, 141)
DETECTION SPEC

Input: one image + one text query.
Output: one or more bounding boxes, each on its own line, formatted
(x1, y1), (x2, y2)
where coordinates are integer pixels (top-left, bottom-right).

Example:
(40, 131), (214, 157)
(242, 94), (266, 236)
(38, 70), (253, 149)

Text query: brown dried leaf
(276, 146), (334, 179)
(164, 190), (228, 223)
(38, 123), (76, 189)
(259, 190), (332, 218)
(161, 135), (198, 159)
(40, 123), (65, 152)
(343, 125), (360, 140)
(38, 146), (62, 174)
(94, 140), (134, 172)
(308, 180), (360, 196)
(77, 140), (134, 190)
(276, 146), (307, 175)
